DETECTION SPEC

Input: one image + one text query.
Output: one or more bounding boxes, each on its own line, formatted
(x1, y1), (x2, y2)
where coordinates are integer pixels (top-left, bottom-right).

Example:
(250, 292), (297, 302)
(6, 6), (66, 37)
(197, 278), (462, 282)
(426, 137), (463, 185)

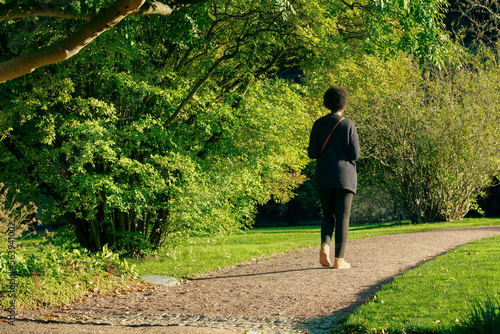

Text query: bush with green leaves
(0, 183), (36, 248)
(0, 233), (143, 310)
(334, 48), (500, 223)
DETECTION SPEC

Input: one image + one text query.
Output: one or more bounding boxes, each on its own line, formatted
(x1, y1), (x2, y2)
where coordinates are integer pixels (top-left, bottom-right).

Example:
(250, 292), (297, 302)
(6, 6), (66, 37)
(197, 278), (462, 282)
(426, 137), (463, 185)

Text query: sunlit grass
(132, 217), (500, 279)
(341, 235), (500, 334)
(3, 217), (499, 316)
(132, 225), (320, 278)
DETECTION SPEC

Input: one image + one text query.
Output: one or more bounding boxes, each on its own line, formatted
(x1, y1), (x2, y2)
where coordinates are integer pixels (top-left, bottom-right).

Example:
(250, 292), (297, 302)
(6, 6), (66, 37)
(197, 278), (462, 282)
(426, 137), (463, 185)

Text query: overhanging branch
(0, 0), (146, 83)
(0, 1), (174, 22)
(0, 3), (92, 21)
(166, 45), (241, 126)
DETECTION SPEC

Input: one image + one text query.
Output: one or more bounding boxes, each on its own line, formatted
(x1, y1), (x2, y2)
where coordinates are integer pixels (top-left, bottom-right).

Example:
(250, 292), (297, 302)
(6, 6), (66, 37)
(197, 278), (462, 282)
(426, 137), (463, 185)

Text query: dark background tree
(444, 0), (500, 46)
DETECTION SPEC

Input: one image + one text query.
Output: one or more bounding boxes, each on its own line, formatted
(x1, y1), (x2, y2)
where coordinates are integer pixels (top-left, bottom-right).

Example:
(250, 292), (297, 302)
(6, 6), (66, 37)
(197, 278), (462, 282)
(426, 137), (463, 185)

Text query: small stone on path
(141, 275), (179, 287)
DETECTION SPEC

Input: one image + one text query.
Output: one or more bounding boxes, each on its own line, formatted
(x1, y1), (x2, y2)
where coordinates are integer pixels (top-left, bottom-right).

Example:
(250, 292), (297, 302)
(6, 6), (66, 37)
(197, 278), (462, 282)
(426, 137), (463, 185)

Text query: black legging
(317, 188), (353, 258)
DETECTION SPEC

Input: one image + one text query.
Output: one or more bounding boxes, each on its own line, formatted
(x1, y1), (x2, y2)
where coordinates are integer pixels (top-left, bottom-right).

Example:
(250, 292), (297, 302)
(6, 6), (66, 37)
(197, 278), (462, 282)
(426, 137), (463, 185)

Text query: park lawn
(132, 217), (500, 279)
(131, 218), (500, 334)
(4, 217), (500, 322)
(342, 234), (500, 334)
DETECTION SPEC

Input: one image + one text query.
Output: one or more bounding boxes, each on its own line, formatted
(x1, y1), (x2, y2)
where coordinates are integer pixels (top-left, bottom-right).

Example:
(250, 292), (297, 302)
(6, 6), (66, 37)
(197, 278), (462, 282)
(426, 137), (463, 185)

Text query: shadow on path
(193, 267), (327, 281)
(3, 226), (500, 334)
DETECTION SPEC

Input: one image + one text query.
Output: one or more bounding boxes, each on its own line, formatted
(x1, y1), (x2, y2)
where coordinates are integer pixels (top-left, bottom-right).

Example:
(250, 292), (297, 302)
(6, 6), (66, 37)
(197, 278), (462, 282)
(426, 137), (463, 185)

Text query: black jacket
(308, 113), (361, 193)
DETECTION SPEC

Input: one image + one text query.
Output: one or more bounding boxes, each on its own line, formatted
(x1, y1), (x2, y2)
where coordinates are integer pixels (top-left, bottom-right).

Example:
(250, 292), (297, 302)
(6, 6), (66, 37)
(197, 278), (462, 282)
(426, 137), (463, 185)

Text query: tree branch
(166, 45), (241, 126)
(0, 0), (146, 83)
(0, 1), (174, 22)
(0, 2), (92, 21)
(132, 1), (173, 16)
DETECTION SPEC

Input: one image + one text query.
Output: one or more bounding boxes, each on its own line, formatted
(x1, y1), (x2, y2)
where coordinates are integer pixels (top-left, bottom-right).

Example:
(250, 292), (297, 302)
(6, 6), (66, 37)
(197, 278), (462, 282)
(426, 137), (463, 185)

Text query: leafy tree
(0, 0), (453, 83)
(339, 49), (500, 223)
(0, 0), (456, 253)
(1, 0), (317, 254)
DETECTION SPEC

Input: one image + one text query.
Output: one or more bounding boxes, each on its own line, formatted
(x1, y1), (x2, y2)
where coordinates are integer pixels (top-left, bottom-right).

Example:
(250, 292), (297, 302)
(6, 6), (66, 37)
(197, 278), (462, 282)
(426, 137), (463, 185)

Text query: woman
(308, 86), (361, 269)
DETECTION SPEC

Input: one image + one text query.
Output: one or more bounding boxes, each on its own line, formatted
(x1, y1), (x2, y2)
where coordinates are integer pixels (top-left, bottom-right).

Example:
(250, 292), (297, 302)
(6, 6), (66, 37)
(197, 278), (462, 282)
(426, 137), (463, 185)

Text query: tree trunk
(149, 208), (167, 248)
(68, 213), (92, 250)
(87, 216), (102, 252)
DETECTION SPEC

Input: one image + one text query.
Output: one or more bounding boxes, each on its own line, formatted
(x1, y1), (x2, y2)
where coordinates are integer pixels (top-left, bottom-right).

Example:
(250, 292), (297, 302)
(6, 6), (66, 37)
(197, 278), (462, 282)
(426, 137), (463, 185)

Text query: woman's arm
(348, 123), (361, 162)
(308, 122), (320, 159)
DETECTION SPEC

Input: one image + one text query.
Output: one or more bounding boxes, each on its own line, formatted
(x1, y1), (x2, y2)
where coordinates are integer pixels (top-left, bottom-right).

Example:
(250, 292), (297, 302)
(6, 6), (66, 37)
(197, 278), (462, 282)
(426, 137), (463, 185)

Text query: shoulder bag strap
(320, 117), (344, 154)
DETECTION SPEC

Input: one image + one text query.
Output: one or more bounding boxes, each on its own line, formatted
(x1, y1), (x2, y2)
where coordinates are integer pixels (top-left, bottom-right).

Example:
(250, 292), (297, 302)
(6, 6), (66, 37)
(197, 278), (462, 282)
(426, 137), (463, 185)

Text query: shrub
(0, 183), (36, 248)
(0, 239), (144, 309)
(340, 49), (500, 223)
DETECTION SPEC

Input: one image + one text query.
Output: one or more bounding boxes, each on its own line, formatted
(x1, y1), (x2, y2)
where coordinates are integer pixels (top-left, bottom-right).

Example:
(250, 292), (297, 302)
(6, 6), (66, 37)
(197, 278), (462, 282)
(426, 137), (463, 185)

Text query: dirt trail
(2, 225), (500, 334)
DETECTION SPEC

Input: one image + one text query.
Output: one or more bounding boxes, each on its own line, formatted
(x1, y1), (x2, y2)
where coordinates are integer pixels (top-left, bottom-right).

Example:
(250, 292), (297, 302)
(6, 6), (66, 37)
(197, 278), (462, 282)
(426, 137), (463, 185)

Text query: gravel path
(2, 225), (500, 334)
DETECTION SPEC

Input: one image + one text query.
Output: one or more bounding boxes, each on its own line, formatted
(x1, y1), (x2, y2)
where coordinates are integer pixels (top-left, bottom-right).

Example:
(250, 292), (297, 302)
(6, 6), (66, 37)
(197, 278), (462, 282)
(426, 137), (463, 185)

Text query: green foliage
(0, 230), (143, 310)
(0, 1), (315, 254)
(335, 48), (500, 223)
(367, 0), (454, 68)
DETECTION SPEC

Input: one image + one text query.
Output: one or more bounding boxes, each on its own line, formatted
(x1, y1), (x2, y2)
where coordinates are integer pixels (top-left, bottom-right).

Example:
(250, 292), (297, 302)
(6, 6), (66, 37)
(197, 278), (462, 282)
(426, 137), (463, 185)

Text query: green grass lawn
(132, 217), (500, 279)
(5, 216), (500, 332)
(342, 234), (500, 334)
(129, 217), (500, 334)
